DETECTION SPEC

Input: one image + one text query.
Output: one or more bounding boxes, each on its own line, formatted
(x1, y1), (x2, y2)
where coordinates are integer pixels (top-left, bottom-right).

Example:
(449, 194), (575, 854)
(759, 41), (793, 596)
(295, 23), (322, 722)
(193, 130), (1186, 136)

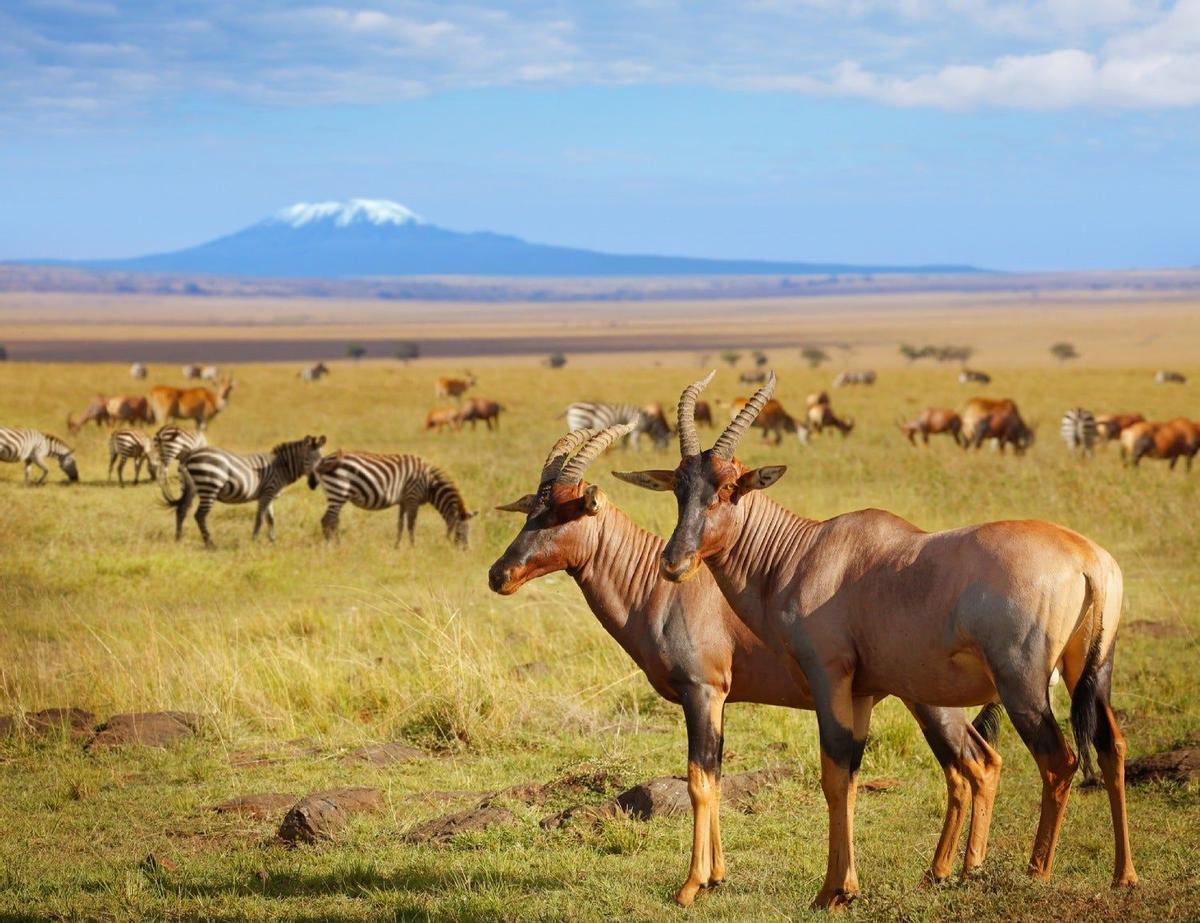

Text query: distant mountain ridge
(53, 198), (983, 279)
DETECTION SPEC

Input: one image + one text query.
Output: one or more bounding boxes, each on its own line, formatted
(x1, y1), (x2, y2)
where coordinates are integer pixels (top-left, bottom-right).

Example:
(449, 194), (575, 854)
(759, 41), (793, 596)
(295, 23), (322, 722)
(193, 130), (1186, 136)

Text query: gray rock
(277, 787), (384, 844)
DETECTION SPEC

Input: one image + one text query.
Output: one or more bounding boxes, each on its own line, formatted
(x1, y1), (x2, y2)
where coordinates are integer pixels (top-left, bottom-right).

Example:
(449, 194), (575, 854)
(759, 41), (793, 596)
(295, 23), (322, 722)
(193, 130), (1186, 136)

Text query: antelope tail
(1069, 566), (1108, 782)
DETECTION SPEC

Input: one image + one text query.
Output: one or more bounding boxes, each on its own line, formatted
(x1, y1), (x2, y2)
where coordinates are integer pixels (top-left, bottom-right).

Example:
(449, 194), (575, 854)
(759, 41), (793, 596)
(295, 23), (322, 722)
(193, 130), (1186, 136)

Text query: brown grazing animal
(618, 372), (1137, 908)
(181, 364), (203, 379)
(67, 394), (111, 433)
(899, 408), (963, 446)
(806, 390), (831, 408)
(739, 369), (768, 385)
(105, 395), (154, 426)
(961, 397), (1034, 453)
(422, 407), (462, 432)
(807, 400), (854, 436)
(457, 397), (503, 431)
(1095, 413), (1144, 442)
(493, 426), (1005, 906)
(148, 377), (234, 430)
(300, 362), (330, 382)
(958, 368), (991, 385)
(1155, 370), (1186, 384)
(435, 374), (476, 400)
(731, 396), (809, 445)
(693, 400), (713, 427)
(1128, 418), (1199, 470)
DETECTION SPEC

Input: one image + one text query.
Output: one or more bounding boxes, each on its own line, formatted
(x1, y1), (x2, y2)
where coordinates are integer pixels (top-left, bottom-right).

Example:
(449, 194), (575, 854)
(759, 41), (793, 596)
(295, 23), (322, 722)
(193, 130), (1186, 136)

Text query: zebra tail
(159, 450), (195, 507)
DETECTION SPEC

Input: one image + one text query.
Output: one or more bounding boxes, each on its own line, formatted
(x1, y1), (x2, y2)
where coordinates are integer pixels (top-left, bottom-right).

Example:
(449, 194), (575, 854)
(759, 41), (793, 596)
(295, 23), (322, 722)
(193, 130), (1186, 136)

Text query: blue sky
(1, 1), (1197, 270)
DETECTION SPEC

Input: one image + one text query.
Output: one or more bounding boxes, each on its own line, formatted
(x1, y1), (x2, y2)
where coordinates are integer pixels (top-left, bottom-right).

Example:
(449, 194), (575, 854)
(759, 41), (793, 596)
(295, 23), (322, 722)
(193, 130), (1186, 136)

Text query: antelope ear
(464, 510), (479, 520)
(583, 484), (606, 515)
(612, 469), (676, 491)
(736, 465), (786, 493)
(494, 494), (537, 514)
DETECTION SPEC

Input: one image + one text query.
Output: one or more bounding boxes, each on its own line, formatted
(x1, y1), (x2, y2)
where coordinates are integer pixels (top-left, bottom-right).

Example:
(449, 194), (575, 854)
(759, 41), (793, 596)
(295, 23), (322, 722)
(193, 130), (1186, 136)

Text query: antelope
(693, 400), (713, 427)
(105, 395), (154, 427)
(491, 426), (1006, 906)
(739, 369), (768, 385)
(1096, 413), (1145, 443)
(182, 364), (202, 379)
(1154, 370), (1186, 384)
(300, 362), (330, 382)
(959, 368), (991, 385)
(201, 366), (221, 382)
(833, 369), (875, 387)
(961, 397), (1034, 454)
(148, 377), (234, 430)
(423, 407), (462, 433)
(67, 394), (111, 433)
(130, 362), (148, 380)
(807, 400), (854, 436)
(457, 397), (503, 431)
(435, 373), (476, 400)
(616, 372), (1137, 908)
(1128, 418), (1199, 471)
(898, 408), (962, 446)
(806, 391), (831, 409)
(731, 396), (809, 445)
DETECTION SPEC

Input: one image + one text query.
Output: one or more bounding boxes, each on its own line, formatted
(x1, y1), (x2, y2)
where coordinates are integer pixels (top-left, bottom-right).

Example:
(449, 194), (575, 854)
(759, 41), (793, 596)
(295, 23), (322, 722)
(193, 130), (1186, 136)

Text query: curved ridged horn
(677, 370), (716, 458)
(559, 423), (636, 485)
(539, 429), (598, 489)
(712, 371), (776, 459)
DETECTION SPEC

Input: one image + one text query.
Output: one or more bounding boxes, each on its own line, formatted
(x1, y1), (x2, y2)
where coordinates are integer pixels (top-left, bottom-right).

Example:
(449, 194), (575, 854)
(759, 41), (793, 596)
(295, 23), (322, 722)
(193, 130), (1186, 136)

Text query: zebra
(153, 425), (208, 471)
(0, 428), (79, 484)
(308, 451), (476, 547)
(959, 368), (991, 385)
(108, 430), (158, 487)
(833, 369), (876, 387)
(563, 401), (671, 451)
(1060, 408), (1099, 458)
(162, 435), (326, 546)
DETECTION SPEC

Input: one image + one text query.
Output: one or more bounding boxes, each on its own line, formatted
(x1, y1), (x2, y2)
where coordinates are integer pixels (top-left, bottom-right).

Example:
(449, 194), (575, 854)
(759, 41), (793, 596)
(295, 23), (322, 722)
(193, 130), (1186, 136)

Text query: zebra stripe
(308, 451), (474, 546)
(108, 430), (157, 487)
(564, 401), (670, 450)
(153, 425), (208, 469)
(165, 435), (325, 546)
(0, 427), (78, 484)
(1060, 408), (1099, 457)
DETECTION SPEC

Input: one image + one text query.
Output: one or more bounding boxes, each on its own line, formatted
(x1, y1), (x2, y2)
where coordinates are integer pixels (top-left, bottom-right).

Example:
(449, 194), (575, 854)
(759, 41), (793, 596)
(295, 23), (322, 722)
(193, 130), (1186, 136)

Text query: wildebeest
(436, 373), (476, 400)
(423, 407), (462, 433)
(457, 397), (503, 431)
(300, 362), (330, 382)
(130, 362), (148, 380)
(1126, 418), (1200, 471)
(1154, 370), (1187, 384)
(833, 369), (875, 387)
(961, 397), (1034, 454)
(730, 396), (809, 445)
(149, 377), (234, 430)
(958, 368), (991, 385)
(898, 408), (962, 446)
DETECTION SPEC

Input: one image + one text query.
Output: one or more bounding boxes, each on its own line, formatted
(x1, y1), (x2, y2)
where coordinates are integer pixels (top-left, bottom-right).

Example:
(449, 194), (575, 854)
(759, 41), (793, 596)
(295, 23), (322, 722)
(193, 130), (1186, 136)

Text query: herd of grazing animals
(6, 358), (1199, 909)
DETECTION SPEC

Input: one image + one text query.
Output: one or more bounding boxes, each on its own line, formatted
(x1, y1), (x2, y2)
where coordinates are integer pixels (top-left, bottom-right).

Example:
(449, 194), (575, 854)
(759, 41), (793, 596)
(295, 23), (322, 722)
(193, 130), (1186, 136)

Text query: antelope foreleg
(674, 685), (727, 908)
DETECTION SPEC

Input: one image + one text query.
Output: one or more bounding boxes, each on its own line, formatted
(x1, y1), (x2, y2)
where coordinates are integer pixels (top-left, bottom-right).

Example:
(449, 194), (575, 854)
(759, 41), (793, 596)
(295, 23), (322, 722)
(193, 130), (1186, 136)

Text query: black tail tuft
(1070, 642), (1103, 784)
(307, 472), (318, 490)
(972, 702), (1003, 748)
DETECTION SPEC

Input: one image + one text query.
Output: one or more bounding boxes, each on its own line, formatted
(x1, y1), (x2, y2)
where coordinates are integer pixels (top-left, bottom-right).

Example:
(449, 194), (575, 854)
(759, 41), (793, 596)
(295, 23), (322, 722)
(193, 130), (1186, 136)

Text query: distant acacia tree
(1050, 341), (1079, 363)
(751, 349), (769, 368)
(545, 352), (567, 369)
(720, 350), (742, 368)
(0, 345), (7, 362)
(936, 345), (974, 364)
(801, 346), (830, 368)
(899, 343), (922, 364)
(345, 343), (367, 361)
(394, 341), (420, 363)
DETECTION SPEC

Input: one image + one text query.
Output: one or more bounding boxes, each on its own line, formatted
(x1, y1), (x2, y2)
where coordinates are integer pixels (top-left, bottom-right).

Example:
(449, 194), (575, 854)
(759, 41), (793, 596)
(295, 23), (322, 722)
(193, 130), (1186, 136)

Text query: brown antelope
(300, 362), (330, 382)
(67, 394), (111, 433)
(898, 408), (963, 446)
(961, 397), (1034, 453)
(693, 400), (713, 427)
(1096, 413), (1144, 442)
(1128, 418), (1199, 471)
(457, 397), (503, 431)
(105, 395), (154, 426)
(731, 396), (809, 445)
(181, 364), (203, 379)
(806, 390), (830, 409)
(739, 369), (768, 385)
(807, 400), (854, 436)
(422, 407), (462, 433)
(491, 426), (1006, 906)
(435, 373), (476, 400)
(617, 372), (1137, 908)
(148, 377), (234, 430)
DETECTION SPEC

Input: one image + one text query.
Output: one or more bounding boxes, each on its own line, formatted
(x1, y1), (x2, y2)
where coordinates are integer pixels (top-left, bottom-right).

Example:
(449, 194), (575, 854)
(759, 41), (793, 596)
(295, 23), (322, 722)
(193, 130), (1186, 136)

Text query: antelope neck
(571, 505), (665, 636)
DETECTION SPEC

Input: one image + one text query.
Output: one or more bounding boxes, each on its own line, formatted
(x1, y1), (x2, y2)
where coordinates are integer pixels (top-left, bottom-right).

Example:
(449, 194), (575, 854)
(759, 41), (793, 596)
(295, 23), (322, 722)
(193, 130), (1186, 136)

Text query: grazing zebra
(108, 430), (157, 486)
(1060, 408), (1099, 458)
(163, 435), (326, 546)
(564, 401), (671, 450)
(0, 428), (79, 484)
(833, 369), (876, 387)
(153, 425), (208, 474)
(308, 451), (476, 547)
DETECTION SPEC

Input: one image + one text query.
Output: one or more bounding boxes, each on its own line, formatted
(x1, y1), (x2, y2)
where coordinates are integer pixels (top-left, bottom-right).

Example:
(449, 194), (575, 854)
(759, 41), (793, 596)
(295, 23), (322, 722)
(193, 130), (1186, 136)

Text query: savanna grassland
(1, 355), (1198, 921)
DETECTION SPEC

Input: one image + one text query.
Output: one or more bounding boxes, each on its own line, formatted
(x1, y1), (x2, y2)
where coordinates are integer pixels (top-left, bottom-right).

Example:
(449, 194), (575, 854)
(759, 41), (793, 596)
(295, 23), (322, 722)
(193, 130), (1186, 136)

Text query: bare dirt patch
(1125, 748), (1200, 784)
(402, 807), (516, 844)
(214, 793), (299, 819)
(87, 712), (201, 749)
(0, 708), (96, 739)
(343, 741), (425, 766)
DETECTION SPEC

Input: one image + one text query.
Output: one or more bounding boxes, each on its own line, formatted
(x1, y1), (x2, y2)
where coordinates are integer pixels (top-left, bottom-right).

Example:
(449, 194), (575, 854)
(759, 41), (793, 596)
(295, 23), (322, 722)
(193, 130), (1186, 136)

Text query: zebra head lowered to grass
(0, 428), (79, 484)
(564, 400), (671, 450)
(307, 451), (476, 548)
(162, 434), (326, 547)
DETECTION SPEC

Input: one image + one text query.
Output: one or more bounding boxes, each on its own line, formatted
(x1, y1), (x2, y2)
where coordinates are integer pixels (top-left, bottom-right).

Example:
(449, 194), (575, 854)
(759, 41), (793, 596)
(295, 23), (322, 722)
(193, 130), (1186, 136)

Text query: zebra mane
(428, 466), (466, 523)
(44, 433), (73, 456)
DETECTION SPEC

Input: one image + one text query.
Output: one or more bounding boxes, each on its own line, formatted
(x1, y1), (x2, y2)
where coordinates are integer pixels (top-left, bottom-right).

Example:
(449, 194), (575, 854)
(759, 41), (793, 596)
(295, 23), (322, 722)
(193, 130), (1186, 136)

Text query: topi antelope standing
(491, 425), (1006, 906)
(149, 377), (234, 430)
(616, 371), (1137, 909)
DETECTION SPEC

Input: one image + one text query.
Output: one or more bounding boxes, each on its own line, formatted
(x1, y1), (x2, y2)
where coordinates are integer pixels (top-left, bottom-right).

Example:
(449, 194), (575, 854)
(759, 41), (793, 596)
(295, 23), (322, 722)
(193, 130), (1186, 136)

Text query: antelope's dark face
(489, 482), (607, 594)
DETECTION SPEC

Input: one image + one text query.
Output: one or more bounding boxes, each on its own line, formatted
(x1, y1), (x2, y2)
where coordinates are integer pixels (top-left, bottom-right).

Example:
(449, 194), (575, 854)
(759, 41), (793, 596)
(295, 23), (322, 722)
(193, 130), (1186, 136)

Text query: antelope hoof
(1112, 873), (1139, 889)
(811, 888), (859, 911)
(673, 880), (703, 907)
(920, 869), (950, 888)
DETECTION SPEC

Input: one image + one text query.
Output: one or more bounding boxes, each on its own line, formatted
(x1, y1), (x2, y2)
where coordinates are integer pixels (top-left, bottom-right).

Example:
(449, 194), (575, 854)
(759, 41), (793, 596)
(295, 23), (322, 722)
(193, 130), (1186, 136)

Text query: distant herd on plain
(0, 358), (1194, 907)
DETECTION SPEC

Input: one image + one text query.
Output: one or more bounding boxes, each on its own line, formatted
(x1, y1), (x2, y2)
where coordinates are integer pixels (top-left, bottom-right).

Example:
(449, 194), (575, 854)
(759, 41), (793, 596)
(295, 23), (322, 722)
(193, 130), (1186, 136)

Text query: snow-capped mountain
(74, 199), (980, 278)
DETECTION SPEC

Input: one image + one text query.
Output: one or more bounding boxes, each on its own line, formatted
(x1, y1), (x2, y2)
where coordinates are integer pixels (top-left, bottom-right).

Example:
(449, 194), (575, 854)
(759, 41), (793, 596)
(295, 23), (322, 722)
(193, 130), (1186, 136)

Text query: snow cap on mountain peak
(271, 199), (424, 228)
